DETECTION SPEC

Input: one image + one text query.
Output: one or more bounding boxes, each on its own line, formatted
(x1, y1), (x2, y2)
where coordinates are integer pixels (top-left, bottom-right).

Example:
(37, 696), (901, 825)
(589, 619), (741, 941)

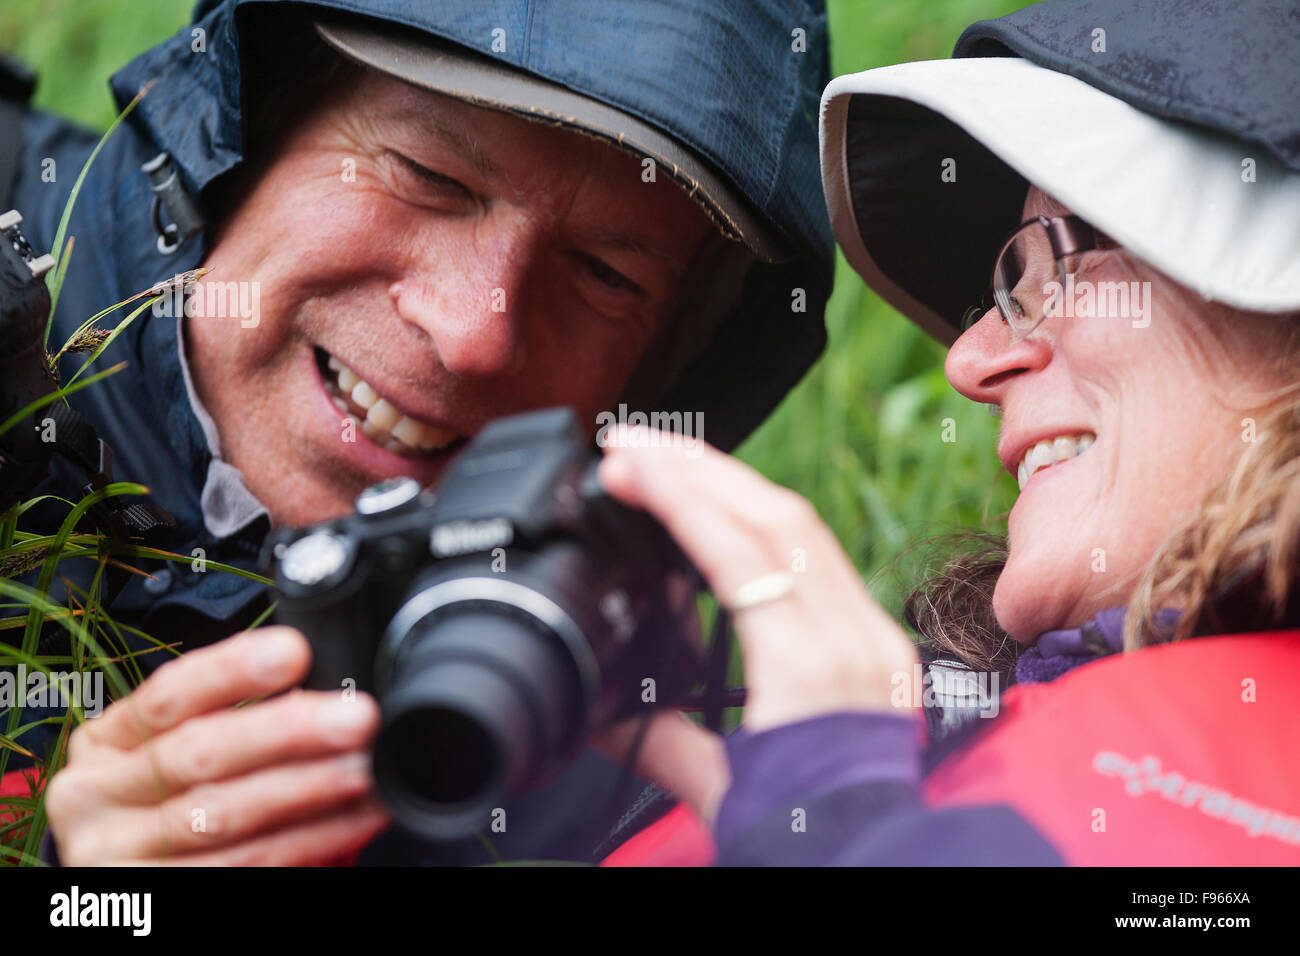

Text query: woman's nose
(390, 226), (535, 380)
(944, 306), (1051, 405)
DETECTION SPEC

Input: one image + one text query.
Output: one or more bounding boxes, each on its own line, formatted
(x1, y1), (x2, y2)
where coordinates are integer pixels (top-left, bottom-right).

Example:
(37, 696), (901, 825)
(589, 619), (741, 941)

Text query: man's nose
(944, 307), (1052, 405)
(390, 227), (534, 379)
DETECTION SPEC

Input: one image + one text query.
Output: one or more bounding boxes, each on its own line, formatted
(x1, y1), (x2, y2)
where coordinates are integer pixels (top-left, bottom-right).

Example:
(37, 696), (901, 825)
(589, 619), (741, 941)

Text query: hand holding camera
(593, 426), (921, 822)
(265, 408), (709, 840)
(44, 627), (391, 866)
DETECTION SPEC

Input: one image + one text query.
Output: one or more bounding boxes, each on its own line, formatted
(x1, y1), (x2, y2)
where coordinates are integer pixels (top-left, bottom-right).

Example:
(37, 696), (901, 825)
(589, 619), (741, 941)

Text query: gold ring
(726, 571), (797, 613)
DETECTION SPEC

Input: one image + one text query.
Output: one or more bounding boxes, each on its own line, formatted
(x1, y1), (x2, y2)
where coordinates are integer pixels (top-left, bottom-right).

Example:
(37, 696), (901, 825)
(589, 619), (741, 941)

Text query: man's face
(186, 68), (715, 526)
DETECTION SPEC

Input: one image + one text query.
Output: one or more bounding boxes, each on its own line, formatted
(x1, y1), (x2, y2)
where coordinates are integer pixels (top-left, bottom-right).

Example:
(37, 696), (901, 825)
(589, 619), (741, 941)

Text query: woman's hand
(44, 626), (392, 865)
(593, 428), (920, 825)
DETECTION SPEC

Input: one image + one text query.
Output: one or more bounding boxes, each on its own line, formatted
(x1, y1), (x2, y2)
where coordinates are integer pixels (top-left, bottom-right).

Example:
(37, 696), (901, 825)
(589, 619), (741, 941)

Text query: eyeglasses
(961, 215), (1115, 338)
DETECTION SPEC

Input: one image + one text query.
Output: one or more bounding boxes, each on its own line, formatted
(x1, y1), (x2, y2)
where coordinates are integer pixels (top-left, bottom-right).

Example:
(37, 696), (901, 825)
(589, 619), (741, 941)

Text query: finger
(598, 437), (801, 599)
(600, 426), (777, 513)
(600, 429), (918, 726)
(601, 430), (884, 607)
(104, 690), (380, 804)
(595, 712), (729, 826)
(83, 627), (311, 751)
(602, 427), (832, 545)
(138, 797), (392, 867)
(125, 751), (378, 860)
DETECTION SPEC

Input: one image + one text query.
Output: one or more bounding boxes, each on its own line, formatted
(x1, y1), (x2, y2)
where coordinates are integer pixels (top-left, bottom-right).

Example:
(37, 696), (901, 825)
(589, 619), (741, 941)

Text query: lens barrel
(372, 608), (582, 840)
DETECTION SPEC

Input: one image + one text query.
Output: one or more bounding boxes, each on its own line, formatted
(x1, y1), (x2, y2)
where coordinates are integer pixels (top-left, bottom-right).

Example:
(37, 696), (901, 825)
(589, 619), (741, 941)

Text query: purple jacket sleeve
(713, 711), (1062, 866)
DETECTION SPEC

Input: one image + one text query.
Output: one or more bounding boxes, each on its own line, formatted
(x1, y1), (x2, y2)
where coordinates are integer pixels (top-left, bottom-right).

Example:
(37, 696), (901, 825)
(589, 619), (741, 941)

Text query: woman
(597, 0), (1300, 865)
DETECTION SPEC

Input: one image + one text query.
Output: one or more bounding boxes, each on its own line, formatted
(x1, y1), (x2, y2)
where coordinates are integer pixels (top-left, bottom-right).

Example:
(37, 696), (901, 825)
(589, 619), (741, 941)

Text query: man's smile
(307, 344), (470, 489)
(314, 346), (463, 456)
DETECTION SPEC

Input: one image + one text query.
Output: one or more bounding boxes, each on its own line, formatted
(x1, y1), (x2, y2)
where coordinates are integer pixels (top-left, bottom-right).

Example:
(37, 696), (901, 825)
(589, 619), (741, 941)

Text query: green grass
(0, 0), (192, 130)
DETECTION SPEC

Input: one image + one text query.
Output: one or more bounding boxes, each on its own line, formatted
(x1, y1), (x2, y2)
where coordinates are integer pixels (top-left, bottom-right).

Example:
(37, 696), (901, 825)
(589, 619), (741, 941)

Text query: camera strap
(42, 401), (176, 602)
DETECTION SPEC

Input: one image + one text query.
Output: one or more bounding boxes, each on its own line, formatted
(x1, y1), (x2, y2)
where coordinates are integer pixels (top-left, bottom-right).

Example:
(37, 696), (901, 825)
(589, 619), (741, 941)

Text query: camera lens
(386, 706), (495, 805)
(372, 608), (583, 840)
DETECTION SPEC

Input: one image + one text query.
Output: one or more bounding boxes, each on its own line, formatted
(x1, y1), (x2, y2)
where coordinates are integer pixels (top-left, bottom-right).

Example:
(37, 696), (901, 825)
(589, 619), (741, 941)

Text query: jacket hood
(107, 0), (835, 452)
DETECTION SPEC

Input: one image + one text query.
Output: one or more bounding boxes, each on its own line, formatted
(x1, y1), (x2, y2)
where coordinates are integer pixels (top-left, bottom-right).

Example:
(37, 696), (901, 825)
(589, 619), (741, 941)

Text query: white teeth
(1026, 441), (1054, 474)
(322, 352), (460, 455)
(1016, 432), (1096, 491)
(366, 398), (401, 431)
(351, 381), (379, 410)
(390, 415), (425, 449)
(389, 416), (457, 453)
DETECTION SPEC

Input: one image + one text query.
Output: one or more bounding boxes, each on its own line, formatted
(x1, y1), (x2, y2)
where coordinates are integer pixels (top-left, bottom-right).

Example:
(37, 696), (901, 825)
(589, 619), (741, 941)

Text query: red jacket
(602, 630), (1300, 865)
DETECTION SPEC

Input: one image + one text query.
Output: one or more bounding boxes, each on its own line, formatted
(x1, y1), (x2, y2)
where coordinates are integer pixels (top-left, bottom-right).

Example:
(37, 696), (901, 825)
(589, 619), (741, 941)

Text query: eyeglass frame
(961, 214), (1110, 338)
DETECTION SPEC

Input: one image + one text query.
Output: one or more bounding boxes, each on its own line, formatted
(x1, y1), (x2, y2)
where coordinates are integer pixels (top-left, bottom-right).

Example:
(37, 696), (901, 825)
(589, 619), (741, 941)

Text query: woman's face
(945, 186), (1287, 642)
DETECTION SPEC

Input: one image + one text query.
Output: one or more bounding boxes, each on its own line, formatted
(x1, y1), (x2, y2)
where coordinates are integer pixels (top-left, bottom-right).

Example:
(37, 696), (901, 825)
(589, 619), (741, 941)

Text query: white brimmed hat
(820, 55), (1300, 345)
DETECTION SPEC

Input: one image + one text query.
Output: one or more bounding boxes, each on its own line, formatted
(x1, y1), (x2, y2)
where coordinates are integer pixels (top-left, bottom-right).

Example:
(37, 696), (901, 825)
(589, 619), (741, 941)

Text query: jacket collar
(1016, 607), (1181, 684)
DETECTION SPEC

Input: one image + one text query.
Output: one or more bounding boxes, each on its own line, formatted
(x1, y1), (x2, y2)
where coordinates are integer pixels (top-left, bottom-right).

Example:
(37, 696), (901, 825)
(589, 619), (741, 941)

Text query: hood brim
(316, 17), (791, 263)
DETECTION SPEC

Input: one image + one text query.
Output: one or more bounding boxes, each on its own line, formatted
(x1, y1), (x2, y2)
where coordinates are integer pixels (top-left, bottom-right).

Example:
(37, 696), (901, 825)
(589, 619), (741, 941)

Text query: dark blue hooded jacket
(1, 0), (833, 864)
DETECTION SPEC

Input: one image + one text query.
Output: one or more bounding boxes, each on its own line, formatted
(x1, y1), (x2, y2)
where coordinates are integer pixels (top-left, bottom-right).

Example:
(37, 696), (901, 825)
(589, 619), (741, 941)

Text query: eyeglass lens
(993, 220), (1067, 337)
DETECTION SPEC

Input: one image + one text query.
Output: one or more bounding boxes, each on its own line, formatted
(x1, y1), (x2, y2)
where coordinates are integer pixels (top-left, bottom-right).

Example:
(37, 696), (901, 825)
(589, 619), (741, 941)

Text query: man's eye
(578, 254), (643, 296)
(393, 154), (469, 197)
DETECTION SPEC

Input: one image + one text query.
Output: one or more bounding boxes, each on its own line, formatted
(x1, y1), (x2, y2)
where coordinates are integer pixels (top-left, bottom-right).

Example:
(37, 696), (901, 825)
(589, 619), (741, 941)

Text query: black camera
(263, 407), (707, 840)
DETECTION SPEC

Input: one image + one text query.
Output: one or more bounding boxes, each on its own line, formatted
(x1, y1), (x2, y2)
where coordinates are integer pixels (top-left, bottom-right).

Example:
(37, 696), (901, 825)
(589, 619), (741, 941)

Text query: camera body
(264, 407), (706, 839)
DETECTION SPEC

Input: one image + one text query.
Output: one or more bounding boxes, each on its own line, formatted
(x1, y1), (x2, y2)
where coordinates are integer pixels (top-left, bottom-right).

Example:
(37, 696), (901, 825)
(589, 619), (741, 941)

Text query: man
(0, 0), (832, 864)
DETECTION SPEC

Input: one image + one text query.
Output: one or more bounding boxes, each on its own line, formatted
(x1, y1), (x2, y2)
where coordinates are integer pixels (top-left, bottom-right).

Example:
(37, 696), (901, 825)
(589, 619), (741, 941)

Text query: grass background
(0, 0), (1022, 619)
